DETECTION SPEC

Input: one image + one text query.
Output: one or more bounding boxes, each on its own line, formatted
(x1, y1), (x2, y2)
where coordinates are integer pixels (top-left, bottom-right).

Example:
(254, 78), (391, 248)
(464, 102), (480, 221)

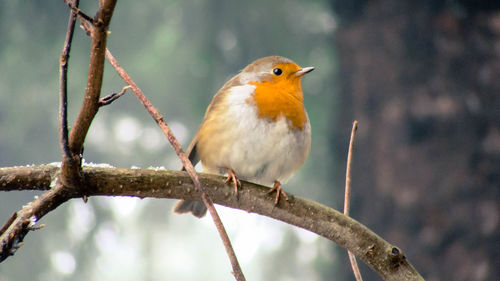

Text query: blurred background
(0, 0), (498, 280)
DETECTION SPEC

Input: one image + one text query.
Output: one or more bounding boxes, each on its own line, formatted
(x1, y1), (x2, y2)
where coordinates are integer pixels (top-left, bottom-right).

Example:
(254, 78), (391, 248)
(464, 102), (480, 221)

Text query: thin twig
(0, 213), (17, 237)
(63, 0), (94, 23)
(59, 0), (79, 160)
(344, 120), (357, 215)
(104, 49), (246, 281)
(99, 85), (131, 106)
(344, 120), (364, 281)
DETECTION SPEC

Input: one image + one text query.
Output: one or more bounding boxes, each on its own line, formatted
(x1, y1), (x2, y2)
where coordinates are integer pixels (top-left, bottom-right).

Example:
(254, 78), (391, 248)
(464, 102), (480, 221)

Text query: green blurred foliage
(0, 1), (340, 280)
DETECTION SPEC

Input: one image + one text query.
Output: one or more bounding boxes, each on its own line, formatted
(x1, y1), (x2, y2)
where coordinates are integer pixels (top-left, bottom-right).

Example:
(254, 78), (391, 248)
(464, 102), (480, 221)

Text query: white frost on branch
(82, 159), (115, 168)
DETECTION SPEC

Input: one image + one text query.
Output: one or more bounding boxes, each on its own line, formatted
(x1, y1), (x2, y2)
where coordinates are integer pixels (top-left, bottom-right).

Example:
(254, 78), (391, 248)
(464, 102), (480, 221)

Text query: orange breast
(248, 78), (307, 130)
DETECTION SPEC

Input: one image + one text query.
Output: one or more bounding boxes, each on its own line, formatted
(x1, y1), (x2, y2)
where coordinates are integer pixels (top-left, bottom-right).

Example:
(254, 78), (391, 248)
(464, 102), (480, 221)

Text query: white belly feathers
(196, 84), (311, 187)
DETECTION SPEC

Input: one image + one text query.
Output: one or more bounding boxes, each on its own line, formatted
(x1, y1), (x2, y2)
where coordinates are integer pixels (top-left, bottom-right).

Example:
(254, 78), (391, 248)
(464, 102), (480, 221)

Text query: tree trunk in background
(331, 1), (500, 280)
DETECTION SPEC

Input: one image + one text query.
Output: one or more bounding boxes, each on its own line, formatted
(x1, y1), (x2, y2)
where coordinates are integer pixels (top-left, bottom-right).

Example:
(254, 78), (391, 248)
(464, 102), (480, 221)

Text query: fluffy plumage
(174, 56), (313, 217)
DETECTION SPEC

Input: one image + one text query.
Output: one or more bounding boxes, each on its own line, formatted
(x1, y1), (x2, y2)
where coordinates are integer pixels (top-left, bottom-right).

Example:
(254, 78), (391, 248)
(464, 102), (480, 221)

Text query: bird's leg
(225, 168), (241, 195)
(268, 180), (288, 205)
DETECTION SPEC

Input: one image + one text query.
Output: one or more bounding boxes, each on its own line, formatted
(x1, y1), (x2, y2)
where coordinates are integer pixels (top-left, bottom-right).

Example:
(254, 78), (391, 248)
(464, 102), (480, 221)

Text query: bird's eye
(273, 68), (282, 76)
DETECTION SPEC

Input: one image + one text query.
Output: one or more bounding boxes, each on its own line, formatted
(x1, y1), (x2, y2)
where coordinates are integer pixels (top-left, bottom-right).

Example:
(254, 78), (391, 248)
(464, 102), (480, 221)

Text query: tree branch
(98, 85), (131, 106)
(0, 165), (79, 262)
(0, 165), (424, 281)
(67, 0), (116, 159)
(59, 0), (79, 161)
(58, 0), (116, 191)
(63, 0), (94, 24)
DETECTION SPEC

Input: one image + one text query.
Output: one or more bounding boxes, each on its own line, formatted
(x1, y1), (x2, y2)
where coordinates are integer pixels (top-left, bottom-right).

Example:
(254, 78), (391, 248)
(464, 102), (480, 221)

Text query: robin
(174, 56), (313, 218)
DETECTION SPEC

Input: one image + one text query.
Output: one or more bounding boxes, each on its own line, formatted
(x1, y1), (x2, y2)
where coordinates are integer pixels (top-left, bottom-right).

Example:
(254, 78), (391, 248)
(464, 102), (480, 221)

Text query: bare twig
(63, 0), (94, 23)
(0, 165), (425, 281)
(0, 213), (17, 237)
(104, 49), (246, 281)
(99, 85), (131, 106)
(59, 0), (79, 160)
(344, 120), (364, 281)
(344, 121), (357, 215)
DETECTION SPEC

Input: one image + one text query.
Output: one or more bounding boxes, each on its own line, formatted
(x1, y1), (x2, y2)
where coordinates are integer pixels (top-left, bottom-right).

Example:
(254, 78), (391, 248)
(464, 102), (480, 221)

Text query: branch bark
(59, 0), (79, 160)
(63, 0), (116, 188)
(0, 165), (424, 281)
(67, 0), (116, 155)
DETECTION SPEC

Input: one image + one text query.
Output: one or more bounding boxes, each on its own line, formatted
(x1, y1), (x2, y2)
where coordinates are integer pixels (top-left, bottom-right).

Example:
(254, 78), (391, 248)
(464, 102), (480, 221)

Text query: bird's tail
(173, 200), (207, 218)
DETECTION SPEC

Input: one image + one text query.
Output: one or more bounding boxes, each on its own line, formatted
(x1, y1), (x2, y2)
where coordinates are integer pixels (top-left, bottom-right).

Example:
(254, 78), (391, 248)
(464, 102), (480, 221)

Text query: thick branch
(60, 0), (116, 193)
(0, 165), (424, 281)
(67, 0), (116, 157)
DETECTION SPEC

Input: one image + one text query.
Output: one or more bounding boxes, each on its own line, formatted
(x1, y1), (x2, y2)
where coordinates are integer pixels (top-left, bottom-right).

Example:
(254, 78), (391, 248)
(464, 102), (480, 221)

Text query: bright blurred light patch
(216, 206), (286, 262)
(139, 127), (165, 151)
(87, 117), (108, 145)
(217, 29), (237, 51)
(165, 155), (182, 170)
(169, 121), (188, 144)
(294, 226), (319, 244)
(294, 227), (320, 264)
(164, 237), (195, 274)
(319, 11), (337, 33)
(95, 222), (118, 253)
(114, 116), (141, 143)
(296, 240), (317, 264)
(110, 197), (140, 218)
(68, 200), (96, 242)
(51, 251), (76, 275)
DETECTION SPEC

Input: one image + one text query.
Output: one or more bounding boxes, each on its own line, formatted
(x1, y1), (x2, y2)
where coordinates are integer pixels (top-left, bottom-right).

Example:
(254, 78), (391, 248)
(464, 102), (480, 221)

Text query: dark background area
(331, 0), (500, 280)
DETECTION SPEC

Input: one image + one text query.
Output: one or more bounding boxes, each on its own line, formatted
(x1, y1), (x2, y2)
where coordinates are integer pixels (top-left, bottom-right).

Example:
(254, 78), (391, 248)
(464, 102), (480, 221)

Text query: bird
(173, 56), (313, 218)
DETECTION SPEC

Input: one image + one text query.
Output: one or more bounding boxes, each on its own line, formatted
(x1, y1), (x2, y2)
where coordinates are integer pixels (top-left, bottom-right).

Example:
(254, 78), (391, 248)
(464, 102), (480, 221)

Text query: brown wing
(181, 73), (244, 171)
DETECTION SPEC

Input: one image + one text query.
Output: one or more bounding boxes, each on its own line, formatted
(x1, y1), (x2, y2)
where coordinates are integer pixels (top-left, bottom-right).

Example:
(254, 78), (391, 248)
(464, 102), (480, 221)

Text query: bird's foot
(225, 168), (241, 196)
(268, 181), (288, 205)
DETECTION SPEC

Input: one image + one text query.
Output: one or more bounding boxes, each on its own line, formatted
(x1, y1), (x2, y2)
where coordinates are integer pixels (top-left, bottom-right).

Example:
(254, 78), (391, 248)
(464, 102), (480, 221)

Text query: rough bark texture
(62, 0), (116, 189)
(0, 165), (423, 280)
(68, 0), (116, 157)
(332, 1), (500, 280)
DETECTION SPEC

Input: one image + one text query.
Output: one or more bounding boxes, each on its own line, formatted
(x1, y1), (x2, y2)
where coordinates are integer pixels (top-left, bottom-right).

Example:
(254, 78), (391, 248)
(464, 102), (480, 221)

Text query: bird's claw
(225, 168), (241, 195)
(268, 181), (288, 205)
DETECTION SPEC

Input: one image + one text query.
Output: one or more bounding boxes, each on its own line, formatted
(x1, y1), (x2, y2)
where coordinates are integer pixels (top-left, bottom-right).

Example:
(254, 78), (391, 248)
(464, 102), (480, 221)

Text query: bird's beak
(295, 66), (315, 77)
